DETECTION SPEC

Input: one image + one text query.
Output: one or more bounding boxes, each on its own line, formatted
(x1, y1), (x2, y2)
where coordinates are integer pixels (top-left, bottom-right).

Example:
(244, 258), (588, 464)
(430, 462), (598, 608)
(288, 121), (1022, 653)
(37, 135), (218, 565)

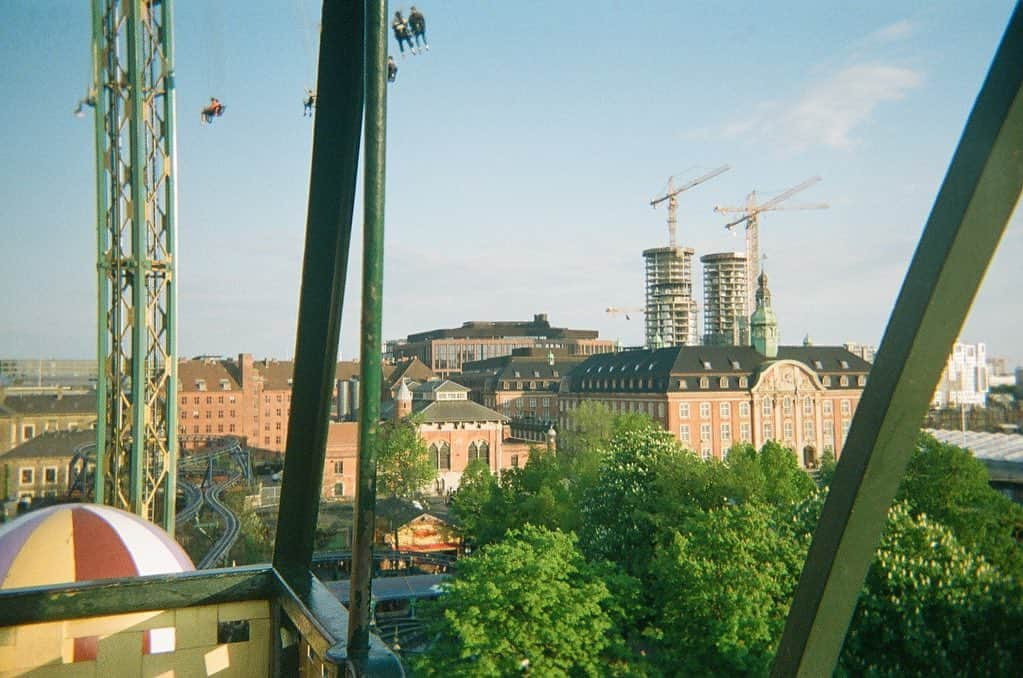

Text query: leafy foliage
(375, 415), (435, 501)
(412, 526), (616, 677)
(841, 502), (1023, 676)
(651, 501), (811, 676)
(896, 433), (1023, 578)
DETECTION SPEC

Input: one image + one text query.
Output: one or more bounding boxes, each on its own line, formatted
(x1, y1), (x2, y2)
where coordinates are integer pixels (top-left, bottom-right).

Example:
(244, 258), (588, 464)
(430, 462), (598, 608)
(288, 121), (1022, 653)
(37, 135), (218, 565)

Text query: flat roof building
(390, 314), (613, 378)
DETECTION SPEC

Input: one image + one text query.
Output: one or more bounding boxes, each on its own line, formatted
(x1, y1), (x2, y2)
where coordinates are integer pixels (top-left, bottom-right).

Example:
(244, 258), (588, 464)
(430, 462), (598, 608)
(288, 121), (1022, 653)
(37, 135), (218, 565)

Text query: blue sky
(1, 1), (1020, 366)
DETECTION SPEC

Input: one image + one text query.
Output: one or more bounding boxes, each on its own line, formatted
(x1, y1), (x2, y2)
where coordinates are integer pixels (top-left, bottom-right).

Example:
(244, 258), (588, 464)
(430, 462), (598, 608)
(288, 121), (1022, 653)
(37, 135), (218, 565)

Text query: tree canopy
(412, 526), (617, 677)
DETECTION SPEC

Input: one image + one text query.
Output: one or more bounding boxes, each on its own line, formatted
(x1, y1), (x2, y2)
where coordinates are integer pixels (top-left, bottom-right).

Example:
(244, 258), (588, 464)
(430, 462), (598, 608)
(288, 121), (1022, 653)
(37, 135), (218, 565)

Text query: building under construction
(643, 246), (698, 348)
(701, 251), (749, 346)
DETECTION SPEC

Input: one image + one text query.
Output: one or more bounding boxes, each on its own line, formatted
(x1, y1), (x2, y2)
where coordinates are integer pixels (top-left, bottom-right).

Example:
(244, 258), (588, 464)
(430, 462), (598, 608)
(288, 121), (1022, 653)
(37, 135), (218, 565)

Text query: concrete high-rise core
(701, 252), (748, 346)
(643, 246), (698, 348)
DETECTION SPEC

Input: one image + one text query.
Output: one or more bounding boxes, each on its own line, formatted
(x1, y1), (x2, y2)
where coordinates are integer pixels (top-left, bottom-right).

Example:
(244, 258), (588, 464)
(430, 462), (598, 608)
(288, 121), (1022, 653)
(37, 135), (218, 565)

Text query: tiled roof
(255, 360), (295, 391)
(177, 359), (242, 391)
(0, 393), (96, 417)
(412, 400), (508, 423)
(1, 430), (94, 459)
(413, 380), (470, 395)
(386, 357), (435, 388)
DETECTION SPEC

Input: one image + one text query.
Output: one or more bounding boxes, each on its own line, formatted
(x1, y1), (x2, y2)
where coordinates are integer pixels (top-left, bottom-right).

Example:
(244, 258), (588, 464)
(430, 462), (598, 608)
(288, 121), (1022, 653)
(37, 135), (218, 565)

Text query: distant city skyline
(2, 2), (1020, 365)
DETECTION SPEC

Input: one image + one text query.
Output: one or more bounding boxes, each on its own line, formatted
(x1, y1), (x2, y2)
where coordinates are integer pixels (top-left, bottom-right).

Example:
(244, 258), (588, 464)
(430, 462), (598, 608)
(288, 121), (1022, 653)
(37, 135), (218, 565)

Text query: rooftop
(405, 313), (600, 342)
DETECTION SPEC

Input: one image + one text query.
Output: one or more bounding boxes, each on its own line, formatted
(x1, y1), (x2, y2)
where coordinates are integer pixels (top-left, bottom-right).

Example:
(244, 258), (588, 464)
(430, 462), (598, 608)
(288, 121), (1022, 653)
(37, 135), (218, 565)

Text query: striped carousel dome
(0, 504), (194, 589)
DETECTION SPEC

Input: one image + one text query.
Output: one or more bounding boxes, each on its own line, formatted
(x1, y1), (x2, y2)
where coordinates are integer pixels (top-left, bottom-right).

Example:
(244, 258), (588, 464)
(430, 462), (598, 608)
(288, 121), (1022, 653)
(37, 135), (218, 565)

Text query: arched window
(477, 440), (489, 465)
(468, 441), (478, 461)
(429, 443), (440, 470)
(439, 442), (451, 471)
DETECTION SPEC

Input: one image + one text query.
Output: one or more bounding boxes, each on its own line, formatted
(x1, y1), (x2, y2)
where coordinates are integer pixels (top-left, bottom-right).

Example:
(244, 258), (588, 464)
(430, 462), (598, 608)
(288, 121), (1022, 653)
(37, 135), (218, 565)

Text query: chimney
(239, 353), (254, 387)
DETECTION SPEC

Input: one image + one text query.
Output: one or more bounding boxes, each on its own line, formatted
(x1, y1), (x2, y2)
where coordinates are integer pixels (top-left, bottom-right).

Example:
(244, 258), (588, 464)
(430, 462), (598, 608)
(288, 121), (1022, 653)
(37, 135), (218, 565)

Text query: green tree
(716, 441), (817, 509)
(413, 526), (616, 677)
(448, 458), (498, 543)
(650, 501), (810, 676)
(897, 433), (1023, 577)
(373, 416), (435, 548)
(452, 449), (577, 546)
(578, 427), (691, 578)
(375, 416), (435, 501)
(840, 502), (1023, 676)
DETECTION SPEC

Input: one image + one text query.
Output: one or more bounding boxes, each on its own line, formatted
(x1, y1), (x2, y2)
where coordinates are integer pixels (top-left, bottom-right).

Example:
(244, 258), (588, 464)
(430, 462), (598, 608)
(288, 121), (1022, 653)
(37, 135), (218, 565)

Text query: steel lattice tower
(91, 0), (178, 532)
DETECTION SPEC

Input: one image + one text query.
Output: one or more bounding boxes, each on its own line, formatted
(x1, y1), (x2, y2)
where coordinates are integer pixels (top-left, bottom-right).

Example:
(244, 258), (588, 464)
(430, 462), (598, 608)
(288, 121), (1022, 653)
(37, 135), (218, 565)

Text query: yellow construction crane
(606, 306), (645, 320)
(714, 176), (828, 314)
(651, 165), (731, 248)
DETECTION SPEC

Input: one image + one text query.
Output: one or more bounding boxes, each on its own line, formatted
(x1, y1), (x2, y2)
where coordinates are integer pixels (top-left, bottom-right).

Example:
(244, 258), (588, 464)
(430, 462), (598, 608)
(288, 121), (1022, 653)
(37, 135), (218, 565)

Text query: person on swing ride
(303, 89), (317, 116)
(392, 10), (414, 56)
(409, 6), (428, 51)
(387, 56), (398, 83)
(201, 97), (224, 124)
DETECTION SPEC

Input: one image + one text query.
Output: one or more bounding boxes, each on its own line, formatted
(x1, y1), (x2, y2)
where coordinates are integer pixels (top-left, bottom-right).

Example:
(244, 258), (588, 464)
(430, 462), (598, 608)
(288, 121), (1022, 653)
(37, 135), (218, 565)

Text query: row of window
(679, 398), (852, 419)
(20, 421), (89, 440)
(18, 466), (60, 485)
(679, 418), (849, 444)
(428, 440), (490, 471)
(577, 374), (865, 392)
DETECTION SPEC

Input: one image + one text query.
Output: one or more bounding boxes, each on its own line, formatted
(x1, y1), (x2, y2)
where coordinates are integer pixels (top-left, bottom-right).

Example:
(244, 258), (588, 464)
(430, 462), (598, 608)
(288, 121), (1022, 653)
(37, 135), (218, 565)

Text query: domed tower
(750, 271), (779, 358)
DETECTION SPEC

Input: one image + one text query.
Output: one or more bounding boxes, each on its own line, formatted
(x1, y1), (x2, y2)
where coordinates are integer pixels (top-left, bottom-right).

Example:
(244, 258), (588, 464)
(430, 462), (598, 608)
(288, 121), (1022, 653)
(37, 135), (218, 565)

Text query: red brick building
(322, 378), (542, 501)
(559, 345), (869, 467)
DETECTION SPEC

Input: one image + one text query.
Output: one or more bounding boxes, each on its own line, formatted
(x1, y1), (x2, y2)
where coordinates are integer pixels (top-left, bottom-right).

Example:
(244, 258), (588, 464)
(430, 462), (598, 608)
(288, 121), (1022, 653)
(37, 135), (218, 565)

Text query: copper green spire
(750, 271), (779, 358)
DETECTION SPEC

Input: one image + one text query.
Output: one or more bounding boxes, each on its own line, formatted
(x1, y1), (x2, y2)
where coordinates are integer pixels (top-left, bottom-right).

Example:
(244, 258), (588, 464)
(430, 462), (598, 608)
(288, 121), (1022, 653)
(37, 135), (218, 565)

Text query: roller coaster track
(196, 472), (242, 569)
(176, 479), (203, 525)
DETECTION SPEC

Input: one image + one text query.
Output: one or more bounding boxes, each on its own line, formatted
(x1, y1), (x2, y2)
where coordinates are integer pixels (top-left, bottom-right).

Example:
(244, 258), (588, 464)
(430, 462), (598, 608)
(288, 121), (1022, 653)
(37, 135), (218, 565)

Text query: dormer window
(609, 366), (616, 373)
(533, 370), (540, 378)
(739, 376), (748, 388)
(196, 379), (206, 391)
(678, 379), (688, 389)
(731, 360), (740, 370)
(648, 363), (655, 371)
(552, 370), (559, 378)
(702, 361), (712, 370)
(840, 376), (849, 387)
(839, 360), (850, 369)
(719, 377), (728, 388)
(700, 377), (709, 389)
(822, 376), (832, 387)
(514, 371), (521, 378)
(219, 379), (230, 391)
(813, 360), (824, 370)
(857, 375), (866, 386)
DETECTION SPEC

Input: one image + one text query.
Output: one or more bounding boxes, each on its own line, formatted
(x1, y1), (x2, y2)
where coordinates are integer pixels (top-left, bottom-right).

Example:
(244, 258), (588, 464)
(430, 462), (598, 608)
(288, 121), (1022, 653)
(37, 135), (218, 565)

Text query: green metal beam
(126, 0), (149, 516)
(161, 0), (179, 533)
(347, 0), (388, 668)
(91, 0), (109, 506)
(772, 5), (1023, 675)
(0, 566), (275, 627)
(273, 0), (365, 583)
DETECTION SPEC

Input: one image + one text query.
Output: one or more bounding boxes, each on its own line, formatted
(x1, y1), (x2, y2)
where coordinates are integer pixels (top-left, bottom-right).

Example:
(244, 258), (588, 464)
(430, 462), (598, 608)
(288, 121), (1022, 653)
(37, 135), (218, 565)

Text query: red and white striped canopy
(0, 504), (194, 590)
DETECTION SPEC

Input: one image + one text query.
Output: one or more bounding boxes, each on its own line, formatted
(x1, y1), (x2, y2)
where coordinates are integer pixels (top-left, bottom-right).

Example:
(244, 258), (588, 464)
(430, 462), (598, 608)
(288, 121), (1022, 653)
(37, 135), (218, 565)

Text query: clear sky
(1, 1), (1020, 367)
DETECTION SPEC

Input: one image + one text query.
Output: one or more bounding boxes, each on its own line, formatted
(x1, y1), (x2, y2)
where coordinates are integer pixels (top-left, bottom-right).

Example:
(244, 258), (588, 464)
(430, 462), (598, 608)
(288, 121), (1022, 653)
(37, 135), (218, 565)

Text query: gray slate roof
(0, 393), (96, 417)
(1, 430), (94, 459)
(412, 399), (509, 424)
(569, 345), (870, 393)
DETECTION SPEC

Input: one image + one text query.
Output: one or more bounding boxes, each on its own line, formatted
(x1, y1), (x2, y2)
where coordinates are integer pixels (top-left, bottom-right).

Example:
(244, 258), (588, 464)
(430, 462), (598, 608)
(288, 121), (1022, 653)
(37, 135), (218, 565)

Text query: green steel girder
(273, 0), (365, 583)
(772, 4), (1023, 675)
(348, 0), (389, 669)
(92, 0), (178, 532)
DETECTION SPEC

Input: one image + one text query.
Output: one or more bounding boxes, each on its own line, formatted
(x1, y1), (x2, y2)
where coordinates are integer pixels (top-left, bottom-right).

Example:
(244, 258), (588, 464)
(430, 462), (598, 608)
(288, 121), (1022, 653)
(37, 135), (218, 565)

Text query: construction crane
(651, 165), (730, 248)
(89, 0), (179, 533)
(714, 176), (828, 317)
(606, 306), (645, 320)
